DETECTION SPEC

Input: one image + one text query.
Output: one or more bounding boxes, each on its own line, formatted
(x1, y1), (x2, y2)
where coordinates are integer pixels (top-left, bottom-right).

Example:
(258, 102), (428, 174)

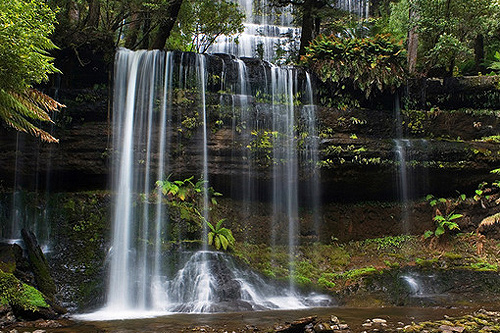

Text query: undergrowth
(233, 233), (500, 292)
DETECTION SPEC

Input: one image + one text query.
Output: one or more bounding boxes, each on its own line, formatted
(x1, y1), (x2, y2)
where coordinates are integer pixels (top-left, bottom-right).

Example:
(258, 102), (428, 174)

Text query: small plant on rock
(206, 218), (235, 251)
(424, 194), (463, 241)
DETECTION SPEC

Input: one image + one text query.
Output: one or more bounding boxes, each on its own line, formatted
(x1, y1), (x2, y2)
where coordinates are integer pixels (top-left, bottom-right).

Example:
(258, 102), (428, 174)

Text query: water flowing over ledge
(79, 48), (325, 319)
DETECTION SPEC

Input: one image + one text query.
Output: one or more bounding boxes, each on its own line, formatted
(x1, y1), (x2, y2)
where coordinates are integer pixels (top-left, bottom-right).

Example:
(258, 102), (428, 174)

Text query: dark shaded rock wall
(0, 53), (499, 201)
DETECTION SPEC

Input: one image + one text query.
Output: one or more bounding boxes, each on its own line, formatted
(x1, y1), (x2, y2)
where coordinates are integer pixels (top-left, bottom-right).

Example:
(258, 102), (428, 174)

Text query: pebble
(372, 318), (387, 324)
(330, 315), (340, 325)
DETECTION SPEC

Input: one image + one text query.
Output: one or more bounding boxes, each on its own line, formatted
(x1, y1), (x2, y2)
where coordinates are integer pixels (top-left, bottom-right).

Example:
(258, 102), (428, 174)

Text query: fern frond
(0, 89), (59, 143)
(8, 91), (53, 122)
(23, 88), (65, 112)
(0, 102), (58, 142)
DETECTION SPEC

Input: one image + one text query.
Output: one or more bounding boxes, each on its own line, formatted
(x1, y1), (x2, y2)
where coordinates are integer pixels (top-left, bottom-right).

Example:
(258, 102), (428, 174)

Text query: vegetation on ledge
(233, 233), (500, 299)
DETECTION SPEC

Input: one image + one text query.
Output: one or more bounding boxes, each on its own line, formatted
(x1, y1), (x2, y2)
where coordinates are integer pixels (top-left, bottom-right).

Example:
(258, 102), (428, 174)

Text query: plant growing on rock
(424, 194), (463, 241)
(206, 218), (235, 251)
(156, 176), (218, 238)
(300, 33), (406, 98)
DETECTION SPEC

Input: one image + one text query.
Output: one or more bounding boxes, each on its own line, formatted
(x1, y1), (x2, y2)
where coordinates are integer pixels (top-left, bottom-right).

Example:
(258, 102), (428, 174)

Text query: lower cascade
(82, 48), (327, 318)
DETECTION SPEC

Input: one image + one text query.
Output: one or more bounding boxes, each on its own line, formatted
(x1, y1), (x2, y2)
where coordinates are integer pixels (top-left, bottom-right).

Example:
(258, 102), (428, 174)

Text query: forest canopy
(0, 0), (63, 142)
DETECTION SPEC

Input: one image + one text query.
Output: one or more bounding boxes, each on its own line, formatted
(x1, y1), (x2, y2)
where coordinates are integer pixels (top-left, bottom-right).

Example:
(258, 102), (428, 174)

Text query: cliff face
(0, 52), (499, 202)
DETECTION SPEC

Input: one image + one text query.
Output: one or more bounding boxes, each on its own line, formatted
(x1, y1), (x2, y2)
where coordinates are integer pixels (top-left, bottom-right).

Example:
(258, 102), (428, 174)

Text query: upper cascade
(337, 0), (370, 18)
(209, 0), (300, 63)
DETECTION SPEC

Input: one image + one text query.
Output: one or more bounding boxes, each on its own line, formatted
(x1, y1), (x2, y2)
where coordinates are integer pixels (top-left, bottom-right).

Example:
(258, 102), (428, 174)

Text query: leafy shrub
(301, 34), (406, 97)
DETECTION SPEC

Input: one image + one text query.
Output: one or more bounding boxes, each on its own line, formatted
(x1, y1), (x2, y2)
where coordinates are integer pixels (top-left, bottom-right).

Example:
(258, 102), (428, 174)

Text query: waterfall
(106, 49), (168, 313)
(86, 0), (324, 318)
(79, 47), (327, 319)
(210, 0), (300, 62)
(336, 0), (370, 18)
(304, 73), (321, 237)
(3, 128), (53, 252)
(394, 95), (429, 234)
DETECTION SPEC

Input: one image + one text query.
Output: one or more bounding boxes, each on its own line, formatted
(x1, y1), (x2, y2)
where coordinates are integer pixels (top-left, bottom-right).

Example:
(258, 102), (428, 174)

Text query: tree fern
(0, 88), (63, 143)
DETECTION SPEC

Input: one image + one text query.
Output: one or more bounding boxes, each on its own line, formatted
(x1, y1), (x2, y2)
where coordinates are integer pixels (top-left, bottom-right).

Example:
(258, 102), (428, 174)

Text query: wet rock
(438, 325), (465, 333)
(478, 309), (500, 317)
(274, 316), (317, 333)
(330, 316), (340, 325)
(313, 322), (334, 332)
(372, 319), (387, 324)
(33, 319), (65, 328)
(21, 229), (56, 302)
(0, 305), (15, 327)
(0, 244), (23, 274)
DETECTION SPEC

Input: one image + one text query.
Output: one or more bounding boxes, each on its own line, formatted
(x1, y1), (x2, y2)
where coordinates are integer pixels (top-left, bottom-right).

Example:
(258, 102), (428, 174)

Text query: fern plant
(206, 218), (235, 251)
(0, 88), (63, 143)
(487, 51), (500, 71)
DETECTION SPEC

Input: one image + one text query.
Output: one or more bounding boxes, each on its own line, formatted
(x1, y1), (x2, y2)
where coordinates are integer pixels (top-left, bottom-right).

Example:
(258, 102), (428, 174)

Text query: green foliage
(424, 194), (462, 239)
(206, 218), (235, 251)
(0, 0), (59, 92)
(415, 257), (438, 268)
(167, 0), (244, 53)
(468, 261), (498, 271)
(317, 273), (336, 289)
(362, 235), (414, 252)
(339, 266), (379, 280)
(488, 51), (500, 72)
(246, 130), (278, 165)
(0, 270), (48, 311)
(156, 176), (221, 205)
(301, 33), (406, 97)
(386, 0), (499, 75)
(156, 176), (229, 243)
(0, 0), (63, 142)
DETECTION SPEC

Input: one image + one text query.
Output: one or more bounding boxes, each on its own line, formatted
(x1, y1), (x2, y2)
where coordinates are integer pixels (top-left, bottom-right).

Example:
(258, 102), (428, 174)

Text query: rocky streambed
(2, 307), (499, 333)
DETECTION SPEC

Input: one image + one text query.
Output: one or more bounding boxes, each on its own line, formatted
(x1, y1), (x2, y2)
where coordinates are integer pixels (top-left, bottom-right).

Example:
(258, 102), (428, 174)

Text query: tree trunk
(407, 0), (419, 74)
(124, 12), (140, 49)
(150, 0), (184, 50)
(141, 11), (152, 50)
(474, 34), (485, 73)
(298, 0), (315, 57)
(86, 0), (100, 29)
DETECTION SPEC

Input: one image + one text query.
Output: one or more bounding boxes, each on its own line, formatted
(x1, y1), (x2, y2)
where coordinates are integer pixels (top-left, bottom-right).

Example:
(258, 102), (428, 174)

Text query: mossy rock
(0, 244), (22, 274)
(21, 229), (57, 302)
(0, 270), (50, 314)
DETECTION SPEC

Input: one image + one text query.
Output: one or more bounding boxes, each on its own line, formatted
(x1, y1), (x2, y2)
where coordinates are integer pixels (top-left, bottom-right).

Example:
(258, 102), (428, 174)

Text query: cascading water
(2, 133), (53, 252)
(82, 0), (326, 318)
(210, 0), (300, 62)
(336, 0), (370, 18)
(394, 95), (429, 233)
(81, 48), (327, 320)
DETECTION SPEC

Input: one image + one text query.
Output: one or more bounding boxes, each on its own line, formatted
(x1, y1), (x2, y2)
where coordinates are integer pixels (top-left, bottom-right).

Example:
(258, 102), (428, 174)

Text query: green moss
(443, 252), (463, 260)
(317, 273), (336, 289)
(415, 257), (439, 268)
(362, 235), (414, 252)
(0, 270), (48, 311)
(468, 261), (498, 271)
(340, 266), (379, 280)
